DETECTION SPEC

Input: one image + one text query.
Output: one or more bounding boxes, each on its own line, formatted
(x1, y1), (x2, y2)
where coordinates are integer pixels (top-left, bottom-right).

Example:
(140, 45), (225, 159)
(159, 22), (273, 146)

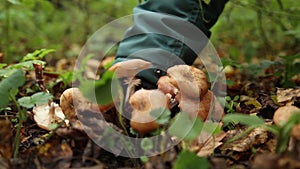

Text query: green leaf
(174, 150), (209, 169)
(169, 112), (204, 140)
(103, 59), (114, 70)
(0, 64), (7, 69)
(140, 156), (149, 163)
(0, 69), (25, 108)
(18, 92), (53, 108)
(202, 121), (222, 135)
(7, 0), (21, 4)
(150, 108), (171, 125)
(79, 71), (114, 105)
(203, 0), (211, 5)
(8, 60), (46, 70)
(222, 113), (265, 126)
(0, 69), (18, 78)
(221, 58), (239, 68)
(22, 49), (55, 62)
(59, 71), (74, 86)
(140, 138), (153, 151)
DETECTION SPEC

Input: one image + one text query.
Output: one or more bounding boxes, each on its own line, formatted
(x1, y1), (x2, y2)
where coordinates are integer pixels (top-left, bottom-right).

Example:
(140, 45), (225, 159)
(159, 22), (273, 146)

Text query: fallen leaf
(0, 120), (12, 159)
(196, 131), (226, 157)
(223, 127), (268, 152)
(0, 157), (10, 169)
(37, 141), (73, 169)
(277, 88), (300, 105)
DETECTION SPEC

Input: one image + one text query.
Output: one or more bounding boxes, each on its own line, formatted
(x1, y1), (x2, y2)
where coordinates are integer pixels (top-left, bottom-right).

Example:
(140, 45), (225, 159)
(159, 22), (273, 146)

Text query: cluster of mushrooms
(57, 60), (300, 139)
(110, 61), (224, 134)
(58, 61), (223, 134)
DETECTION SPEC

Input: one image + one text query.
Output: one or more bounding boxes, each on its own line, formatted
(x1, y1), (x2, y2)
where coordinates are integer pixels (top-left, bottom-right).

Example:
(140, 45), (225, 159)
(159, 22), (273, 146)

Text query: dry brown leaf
(196, 131), (226, 157)
(37, 141), (73, 169)
(277, 88), (300, 105)
(0, 157), (10, 169)
(223, 128), (268, 152)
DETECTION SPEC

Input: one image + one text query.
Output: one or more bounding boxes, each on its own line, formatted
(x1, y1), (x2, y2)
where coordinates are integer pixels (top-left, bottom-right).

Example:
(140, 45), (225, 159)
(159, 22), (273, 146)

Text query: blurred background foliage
(1, 0), (300, 63)
(211, 0), (300, 62)
(1, 0), (136, 63)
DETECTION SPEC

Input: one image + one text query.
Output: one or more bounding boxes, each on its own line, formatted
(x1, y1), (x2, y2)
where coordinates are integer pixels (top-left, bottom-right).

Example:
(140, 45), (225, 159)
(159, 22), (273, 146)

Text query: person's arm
(114, 0), (228, 89)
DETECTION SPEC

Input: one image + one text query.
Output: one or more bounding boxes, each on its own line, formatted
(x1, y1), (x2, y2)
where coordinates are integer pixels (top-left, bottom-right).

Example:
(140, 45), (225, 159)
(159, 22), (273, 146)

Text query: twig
(276, 0), (284, 10)
(10, 92), (25, 158)
(33, 63), (49, 93)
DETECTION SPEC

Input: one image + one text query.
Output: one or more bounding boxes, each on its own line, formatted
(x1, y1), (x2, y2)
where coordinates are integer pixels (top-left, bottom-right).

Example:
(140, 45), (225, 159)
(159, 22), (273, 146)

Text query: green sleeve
(115, 0), (228, 88)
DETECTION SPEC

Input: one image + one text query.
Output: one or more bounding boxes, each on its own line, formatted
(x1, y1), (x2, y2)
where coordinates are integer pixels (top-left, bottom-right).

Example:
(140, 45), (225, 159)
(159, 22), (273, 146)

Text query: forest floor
(0, 51), (300, 169)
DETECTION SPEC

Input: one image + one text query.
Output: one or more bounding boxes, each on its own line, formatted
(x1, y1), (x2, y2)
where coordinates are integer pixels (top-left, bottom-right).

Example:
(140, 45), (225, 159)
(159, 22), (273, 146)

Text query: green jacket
(115, 0), (228, 88)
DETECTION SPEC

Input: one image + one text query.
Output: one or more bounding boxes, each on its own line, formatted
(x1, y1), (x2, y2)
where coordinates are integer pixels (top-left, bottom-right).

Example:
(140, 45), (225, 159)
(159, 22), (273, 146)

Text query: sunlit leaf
(7, 0), (21, 4)
(8, 60), (46, 70)
(22, 49), (55, 62)
(0, 64), (7, 69)
(18, 92), (53, 108)
(203, 0), (211, 5)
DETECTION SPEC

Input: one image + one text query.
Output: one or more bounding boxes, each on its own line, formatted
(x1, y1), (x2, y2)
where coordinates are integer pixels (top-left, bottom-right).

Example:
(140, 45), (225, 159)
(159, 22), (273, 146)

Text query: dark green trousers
(115, 0), (228, 88)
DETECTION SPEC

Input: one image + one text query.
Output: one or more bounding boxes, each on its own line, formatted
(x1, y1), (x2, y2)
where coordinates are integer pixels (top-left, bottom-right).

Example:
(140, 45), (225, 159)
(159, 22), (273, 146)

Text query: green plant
(169, 112), (204, 141)
(211, 0), (300, 62)
(1, 0), (137, 62)
(279, 53), (300, 87)
(225, 95), (239, 114)
(0, 49), (54, 158)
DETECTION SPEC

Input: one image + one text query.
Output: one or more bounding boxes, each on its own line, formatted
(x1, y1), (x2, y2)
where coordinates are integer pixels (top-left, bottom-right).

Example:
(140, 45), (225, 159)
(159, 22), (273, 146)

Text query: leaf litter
(1, 53), (300, 169)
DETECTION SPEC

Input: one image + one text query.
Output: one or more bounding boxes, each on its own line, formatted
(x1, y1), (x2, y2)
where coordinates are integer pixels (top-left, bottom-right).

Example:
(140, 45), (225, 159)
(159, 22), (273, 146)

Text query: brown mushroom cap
(130, 110), (159, 134)
(60, 88), (90, 121)
(292, 124), (300, 140)
(157, 76), (178, 98)
(273, 105), (300, 126)
(166, 65), (209, 99)
(129, 89), (169, 133)
(273, 105), (300, 140)
(129, 89), (169, 111)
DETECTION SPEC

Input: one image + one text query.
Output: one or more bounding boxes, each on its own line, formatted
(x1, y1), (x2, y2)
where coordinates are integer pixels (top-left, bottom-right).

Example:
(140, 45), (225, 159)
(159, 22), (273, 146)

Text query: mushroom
(178, 90), (224, 121)
(273, 105), (300, 139)
(129, 89), (170, 133)
(157, 65), (222, 121)
(60, 88), (114, 124)
(32, 102), (66, 131)
(162, 65), (209, 99)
